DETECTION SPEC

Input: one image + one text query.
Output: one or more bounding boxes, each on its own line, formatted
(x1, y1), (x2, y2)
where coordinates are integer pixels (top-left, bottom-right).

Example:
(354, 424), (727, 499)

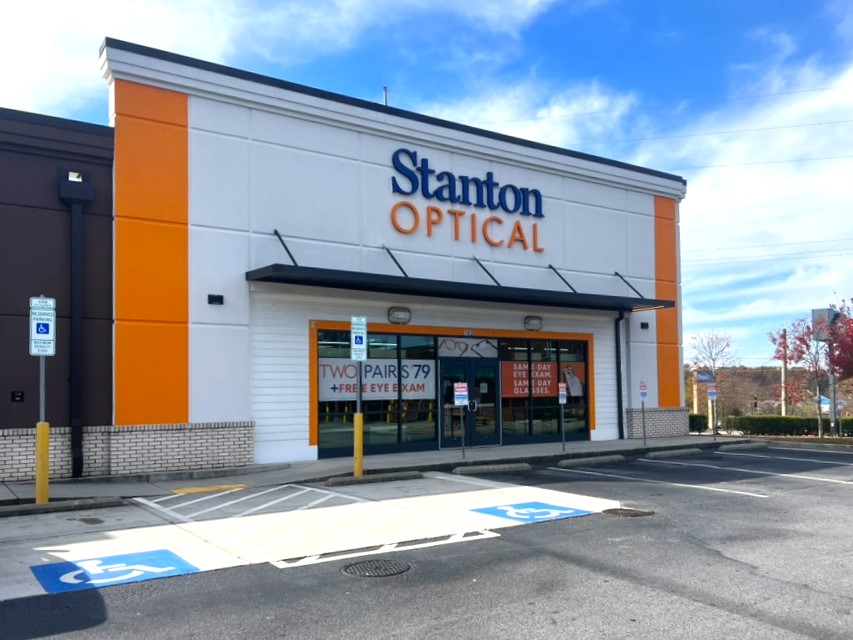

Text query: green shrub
(723, 415), (822, 436)
(688, 414), (708, 433)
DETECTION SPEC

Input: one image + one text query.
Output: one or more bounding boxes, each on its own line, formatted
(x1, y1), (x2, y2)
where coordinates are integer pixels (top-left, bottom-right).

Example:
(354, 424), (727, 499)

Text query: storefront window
(368, 333), (398, 359)
(319, 330), (587, 456)
(501, 338), (587, 441)
(318, 330), (350, 358)
(559, 342), (588, 437)
(401, 335), (435, 359)
(318, 331), (437, 456)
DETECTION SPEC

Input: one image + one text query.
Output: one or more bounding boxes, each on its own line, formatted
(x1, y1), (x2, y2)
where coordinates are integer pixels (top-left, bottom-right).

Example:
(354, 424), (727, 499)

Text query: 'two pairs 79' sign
(319, 359), (435, 401)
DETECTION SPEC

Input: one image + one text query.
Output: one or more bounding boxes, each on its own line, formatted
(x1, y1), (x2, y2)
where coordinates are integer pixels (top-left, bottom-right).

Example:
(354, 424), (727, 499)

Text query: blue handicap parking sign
(31, 549), (199, 593)
(36, 322), (49, 334)
(472, 501), (593, 523)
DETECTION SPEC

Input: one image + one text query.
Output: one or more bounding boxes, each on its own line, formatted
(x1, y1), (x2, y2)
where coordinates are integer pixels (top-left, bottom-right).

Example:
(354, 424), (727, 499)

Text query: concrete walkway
(0, 435), (742, 515)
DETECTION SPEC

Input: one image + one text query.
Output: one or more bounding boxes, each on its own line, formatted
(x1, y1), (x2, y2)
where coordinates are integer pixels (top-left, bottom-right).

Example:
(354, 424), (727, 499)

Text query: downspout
(58, 169), (95, 478)
(615, 311), (626, 439)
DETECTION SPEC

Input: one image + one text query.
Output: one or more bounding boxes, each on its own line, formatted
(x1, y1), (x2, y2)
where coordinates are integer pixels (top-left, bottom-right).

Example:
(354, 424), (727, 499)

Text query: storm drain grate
(602, 508), (655, 517)
(341, 559), (411, 578)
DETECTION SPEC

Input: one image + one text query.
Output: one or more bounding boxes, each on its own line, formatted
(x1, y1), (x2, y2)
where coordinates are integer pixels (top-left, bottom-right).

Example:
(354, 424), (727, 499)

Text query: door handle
(468, 400), (479, 412)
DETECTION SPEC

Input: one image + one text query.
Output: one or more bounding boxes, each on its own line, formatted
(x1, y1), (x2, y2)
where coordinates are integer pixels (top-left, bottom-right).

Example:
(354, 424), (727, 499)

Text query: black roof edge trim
(0, 106), (113, 137)
(101, 37), (686, 187)
(245, 264), (674, 313)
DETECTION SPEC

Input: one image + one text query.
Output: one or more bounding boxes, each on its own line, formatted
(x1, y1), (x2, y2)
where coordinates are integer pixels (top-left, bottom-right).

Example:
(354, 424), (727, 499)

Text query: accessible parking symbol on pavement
(472, 501), (593, 523)
(30, 550), (199, 593)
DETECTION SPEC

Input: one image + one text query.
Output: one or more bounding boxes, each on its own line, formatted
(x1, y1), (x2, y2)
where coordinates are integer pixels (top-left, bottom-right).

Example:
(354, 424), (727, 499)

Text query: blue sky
(3, 0), (852, 366)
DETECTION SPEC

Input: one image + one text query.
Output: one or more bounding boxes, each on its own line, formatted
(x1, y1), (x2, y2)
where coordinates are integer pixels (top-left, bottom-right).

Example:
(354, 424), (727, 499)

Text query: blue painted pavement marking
(31, 550), (199, 593)
(472, 501), (593, 523)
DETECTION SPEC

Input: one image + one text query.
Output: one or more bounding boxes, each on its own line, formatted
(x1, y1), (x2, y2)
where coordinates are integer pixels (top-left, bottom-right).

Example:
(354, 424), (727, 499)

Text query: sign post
(707, 384), (718, 441)
(350, 316), (367, 476)
(639, 381), (648, 446)
(558, 382), (567, 452)
(30, 296), (56, 504)
(453, 382), (468, 459)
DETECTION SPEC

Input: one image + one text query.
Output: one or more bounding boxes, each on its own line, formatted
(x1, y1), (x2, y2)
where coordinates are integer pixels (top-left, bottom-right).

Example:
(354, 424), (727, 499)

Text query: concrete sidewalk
(0, 435), (742, 516)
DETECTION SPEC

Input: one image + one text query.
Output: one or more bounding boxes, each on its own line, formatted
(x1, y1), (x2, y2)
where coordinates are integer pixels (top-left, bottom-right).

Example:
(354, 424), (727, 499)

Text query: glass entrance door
(440, 359), (500, 447)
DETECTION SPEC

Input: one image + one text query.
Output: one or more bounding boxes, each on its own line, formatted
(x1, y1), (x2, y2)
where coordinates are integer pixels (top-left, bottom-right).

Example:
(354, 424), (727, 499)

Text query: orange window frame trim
(307, 320), (596, 447)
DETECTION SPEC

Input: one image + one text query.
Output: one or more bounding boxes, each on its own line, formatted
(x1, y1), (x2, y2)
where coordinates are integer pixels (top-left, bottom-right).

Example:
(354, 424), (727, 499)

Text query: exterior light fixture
(387, 306), (412, 324)
(523, 315), (543, 331)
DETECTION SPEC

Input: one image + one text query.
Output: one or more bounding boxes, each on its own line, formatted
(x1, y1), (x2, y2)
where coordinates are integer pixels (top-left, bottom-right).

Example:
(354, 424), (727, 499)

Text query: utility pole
(781, 328), (788, 416)
(692, 372), (698, 414)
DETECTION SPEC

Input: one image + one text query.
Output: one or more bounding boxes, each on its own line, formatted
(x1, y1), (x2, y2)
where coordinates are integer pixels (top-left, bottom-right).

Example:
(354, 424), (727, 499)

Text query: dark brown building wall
(0, 108), (114, 428)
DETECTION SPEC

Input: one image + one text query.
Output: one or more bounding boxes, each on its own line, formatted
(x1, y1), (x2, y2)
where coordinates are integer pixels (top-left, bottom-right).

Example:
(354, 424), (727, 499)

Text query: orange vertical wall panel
(113, 80), (189, 425)
(309, 322), (319, 447)
(114, 218), (188, 323)
(654, 196), (681, 408)
(114, 79), (188, 125)
(115, 322), (188, 424)
(114, 116), (188, 223)
(656, 344), (682, 408)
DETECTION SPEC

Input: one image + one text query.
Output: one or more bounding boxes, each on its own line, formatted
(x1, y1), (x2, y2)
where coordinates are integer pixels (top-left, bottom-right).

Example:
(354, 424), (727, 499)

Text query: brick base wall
(0, 422), (254, 481)
(626, 407), (689, 439)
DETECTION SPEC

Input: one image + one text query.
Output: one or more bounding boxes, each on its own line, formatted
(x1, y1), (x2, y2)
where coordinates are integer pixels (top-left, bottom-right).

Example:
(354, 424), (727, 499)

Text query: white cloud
(0, 0), (561, 119)
(0, 1), (238, 118)
(411, 35), (853, 363)
(417, 79), (638, 153)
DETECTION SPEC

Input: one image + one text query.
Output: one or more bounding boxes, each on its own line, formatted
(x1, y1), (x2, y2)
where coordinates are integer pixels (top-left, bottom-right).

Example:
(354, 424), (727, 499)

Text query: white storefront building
(100, 38), (687, 467)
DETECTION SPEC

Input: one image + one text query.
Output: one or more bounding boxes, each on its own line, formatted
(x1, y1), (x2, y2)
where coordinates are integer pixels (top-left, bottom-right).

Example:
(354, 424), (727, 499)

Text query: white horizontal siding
(249, 286), (622, 464)
(250, 295), (314, 463)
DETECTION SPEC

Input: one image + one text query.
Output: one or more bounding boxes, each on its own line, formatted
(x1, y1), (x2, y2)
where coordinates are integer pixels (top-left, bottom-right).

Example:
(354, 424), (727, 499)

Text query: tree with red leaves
(769, 317), (829, 436)
(828, 301), (853, 381)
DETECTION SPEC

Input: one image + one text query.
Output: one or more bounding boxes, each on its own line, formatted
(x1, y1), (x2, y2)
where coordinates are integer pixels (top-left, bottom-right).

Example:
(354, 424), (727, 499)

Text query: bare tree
(690, 331), (737, 378)
(690, 331), (737, 429)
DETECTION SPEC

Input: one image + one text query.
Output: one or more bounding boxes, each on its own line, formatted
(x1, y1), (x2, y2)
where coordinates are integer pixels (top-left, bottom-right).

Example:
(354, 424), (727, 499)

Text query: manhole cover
(341, 559), (411, 578)
(602, 508), (655, 517)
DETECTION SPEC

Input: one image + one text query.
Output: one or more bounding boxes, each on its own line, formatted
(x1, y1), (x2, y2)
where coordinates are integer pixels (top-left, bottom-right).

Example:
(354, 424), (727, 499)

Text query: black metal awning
(245, 264), (673, 313)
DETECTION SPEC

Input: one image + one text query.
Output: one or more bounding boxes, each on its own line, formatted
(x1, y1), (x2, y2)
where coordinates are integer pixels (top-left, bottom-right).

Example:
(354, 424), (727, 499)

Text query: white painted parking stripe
(431, 474), (511, 488)
(770, 446), (853, 456)
(151, 494), (182, 504)
(548, 466), (769, 497)
(641, 458), (853, 485)
(271, 530), (501, 568)
(133, 497), (195, 523)
(234, 488), (313, 517)
(720, 451), (853, 466)
(186, 485), (294, 518)
(297, 494), (336, 510)
(289, 483), (369, 503)
(167, 487), (245, 510)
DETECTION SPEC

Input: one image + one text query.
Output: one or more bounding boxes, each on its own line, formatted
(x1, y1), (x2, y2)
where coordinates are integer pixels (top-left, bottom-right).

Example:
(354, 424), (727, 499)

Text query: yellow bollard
(35, 421), (50, 504)
(353, 412), (364, 477)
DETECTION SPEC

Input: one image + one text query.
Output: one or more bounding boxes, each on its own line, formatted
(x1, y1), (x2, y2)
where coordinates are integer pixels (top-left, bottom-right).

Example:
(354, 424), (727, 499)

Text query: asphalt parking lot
(3, 443), (853, 639)
(468, 444), (853, 638)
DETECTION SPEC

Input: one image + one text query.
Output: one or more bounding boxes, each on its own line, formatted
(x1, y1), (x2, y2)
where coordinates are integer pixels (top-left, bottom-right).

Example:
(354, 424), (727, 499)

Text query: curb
(51, 462), (294, 485)
(557, 454), (626, 468)
(767, 440), (853, 452)
(324, 471), (423, 487)
(718, 442), (769, 451)
(0, 497), (125, 518)
(645, 448), (702, 459)
(452, 463), (532, 475)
